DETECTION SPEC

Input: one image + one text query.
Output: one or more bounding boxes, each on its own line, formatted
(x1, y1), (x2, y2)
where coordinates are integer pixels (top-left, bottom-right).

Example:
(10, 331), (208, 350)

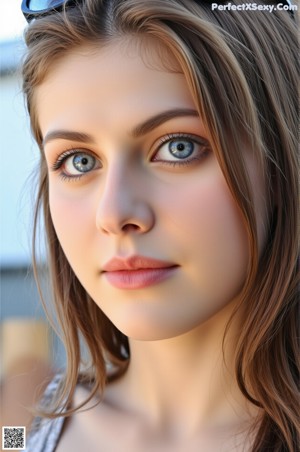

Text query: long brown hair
(22, 0), (299, 450)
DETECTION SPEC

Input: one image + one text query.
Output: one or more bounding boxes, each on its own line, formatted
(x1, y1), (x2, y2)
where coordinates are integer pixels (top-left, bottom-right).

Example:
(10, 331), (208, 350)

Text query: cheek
(49, 185), (94, 262)
(162, 166), (248, 253)
(198, 185), (249, 277)
(160, 167), (250, 296)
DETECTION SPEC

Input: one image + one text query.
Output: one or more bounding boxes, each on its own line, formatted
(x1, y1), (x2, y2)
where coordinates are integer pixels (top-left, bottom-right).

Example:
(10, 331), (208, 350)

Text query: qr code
(2, 427), (26, 450)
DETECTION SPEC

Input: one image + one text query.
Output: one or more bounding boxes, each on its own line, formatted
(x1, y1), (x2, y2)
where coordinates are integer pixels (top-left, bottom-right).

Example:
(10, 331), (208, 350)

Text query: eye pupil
(169, 140), (194, 159)
(177, 143), (185, 151)
(72, 154), (95, 173)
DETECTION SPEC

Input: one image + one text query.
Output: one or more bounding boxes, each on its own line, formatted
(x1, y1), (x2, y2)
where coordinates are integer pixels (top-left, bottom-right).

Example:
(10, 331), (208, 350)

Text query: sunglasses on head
(21, 0), (295, 22)
(21, 0), (79, 22)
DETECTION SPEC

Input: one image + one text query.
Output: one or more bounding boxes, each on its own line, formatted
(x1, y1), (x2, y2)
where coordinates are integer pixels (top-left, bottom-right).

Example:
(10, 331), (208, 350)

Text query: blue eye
(153, 133), (210, 165)
(51, 149), (100, 179)
(65, 153), (96, 174)
(168, 140), (194, 159)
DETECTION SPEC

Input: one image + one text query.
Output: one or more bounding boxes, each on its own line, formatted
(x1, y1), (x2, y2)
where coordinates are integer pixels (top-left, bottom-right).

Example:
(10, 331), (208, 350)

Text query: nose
(96, 162), (155, 235)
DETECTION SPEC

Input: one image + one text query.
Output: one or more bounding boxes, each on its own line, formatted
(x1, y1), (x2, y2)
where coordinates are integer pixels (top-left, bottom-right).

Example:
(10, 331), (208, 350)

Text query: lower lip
(103, 267), (178, 289)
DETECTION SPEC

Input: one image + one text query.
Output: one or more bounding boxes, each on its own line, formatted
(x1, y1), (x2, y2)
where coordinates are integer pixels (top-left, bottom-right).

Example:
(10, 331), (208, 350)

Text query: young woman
(21, 0), (298, 450)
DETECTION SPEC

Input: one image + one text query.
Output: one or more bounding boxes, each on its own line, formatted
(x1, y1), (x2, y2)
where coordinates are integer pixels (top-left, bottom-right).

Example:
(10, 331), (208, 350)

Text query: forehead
(35, 37), (196, 136)
(37, 35), (183, 92)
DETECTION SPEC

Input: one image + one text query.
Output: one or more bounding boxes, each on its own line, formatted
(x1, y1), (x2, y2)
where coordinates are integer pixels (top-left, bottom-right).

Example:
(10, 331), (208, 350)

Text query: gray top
(25, 374), (66, 452)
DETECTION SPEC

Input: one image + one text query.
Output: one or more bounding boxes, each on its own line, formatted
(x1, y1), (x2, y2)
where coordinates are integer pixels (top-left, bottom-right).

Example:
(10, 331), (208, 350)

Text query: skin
(36, 38), (267, 450)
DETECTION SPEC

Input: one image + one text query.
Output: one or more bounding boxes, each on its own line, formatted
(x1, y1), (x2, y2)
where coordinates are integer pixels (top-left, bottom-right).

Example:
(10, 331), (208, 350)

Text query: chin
(109, 314), (209, 342)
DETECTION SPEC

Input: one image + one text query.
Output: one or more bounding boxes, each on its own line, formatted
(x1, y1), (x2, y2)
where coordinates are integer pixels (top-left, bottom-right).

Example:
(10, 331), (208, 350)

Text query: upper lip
(102, 255), (178, 272)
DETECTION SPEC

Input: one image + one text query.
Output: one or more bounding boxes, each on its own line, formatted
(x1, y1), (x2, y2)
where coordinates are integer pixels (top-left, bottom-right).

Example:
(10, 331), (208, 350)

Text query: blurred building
(0, 38), (64, 373)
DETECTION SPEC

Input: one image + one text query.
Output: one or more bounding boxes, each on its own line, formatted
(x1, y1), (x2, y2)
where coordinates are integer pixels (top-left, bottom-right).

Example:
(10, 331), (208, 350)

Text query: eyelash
(153, 133), (210, 167)
(50, 148), (97, 182)
(50, 132), (210, 180)
(51, 148), (87, 171)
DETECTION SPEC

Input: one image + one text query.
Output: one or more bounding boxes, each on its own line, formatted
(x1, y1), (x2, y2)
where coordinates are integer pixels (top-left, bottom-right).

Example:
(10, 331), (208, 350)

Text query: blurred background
(0, 1), (45, 323)
(0, 1), (65, 429)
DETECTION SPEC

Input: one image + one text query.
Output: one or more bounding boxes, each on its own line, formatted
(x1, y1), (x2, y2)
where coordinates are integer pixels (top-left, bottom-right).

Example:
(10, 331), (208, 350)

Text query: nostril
(122, 223), (140, 232)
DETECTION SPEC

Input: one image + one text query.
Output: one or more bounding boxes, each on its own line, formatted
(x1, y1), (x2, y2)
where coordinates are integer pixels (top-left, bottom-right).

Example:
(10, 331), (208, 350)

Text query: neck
(106, 301), (258, 439)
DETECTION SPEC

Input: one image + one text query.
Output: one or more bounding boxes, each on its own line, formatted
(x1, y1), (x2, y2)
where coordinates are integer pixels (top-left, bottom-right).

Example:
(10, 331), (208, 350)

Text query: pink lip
(102, 256), (178, 289)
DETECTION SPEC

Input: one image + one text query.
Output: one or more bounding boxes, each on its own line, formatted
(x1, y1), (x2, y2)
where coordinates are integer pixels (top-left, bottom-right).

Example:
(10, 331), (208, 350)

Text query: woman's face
(37, 39), (267, 340)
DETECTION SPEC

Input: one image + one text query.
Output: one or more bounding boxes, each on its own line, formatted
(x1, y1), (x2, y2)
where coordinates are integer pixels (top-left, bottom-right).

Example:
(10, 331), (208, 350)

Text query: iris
(169, 140), (194, 159)
(72, 154), (95, 172)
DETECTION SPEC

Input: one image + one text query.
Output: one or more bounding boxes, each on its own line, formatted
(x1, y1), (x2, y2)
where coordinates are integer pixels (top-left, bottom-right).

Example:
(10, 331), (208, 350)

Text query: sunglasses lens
(27, 0), (64, 12)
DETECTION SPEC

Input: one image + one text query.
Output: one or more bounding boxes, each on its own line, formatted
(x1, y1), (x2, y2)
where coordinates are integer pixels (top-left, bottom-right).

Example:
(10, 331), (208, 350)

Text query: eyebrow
(42, 130), (95, 147)
(131, 108), (199, 137)
(42, 108), (199, 146)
